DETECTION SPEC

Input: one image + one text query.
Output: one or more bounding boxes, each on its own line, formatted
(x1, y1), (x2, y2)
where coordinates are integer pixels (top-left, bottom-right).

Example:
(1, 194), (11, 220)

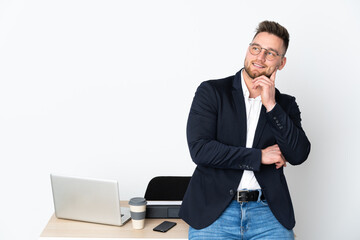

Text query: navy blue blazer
(179, 70), (311, 230)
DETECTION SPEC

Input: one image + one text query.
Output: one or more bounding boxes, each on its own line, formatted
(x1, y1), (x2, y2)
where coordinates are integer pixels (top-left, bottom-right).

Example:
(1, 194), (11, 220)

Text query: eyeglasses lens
(249, 45), (277, 61)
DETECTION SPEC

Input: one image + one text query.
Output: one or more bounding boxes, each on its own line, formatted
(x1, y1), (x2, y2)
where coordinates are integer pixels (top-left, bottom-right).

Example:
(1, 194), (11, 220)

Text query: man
(179, 21), (311, 239)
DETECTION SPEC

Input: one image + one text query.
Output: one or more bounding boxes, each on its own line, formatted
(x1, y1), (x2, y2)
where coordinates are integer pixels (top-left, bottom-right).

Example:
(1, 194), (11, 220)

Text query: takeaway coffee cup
(128, 197), (147, 229)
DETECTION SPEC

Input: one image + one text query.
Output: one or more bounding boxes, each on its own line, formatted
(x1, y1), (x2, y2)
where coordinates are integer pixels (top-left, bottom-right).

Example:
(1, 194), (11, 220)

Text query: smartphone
(153, 221), (177, 233)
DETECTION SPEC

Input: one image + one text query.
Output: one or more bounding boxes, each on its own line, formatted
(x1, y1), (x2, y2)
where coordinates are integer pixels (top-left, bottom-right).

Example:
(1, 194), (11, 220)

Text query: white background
(1, 0), (359, 239)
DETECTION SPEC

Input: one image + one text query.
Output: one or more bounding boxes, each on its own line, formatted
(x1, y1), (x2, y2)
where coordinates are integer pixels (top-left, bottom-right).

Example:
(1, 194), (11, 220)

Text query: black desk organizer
(144, 176), (191, 218)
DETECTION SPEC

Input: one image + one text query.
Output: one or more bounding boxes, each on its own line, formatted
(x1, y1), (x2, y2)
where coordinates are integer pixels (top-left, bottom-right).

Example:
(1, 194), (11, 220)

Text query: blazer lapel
(252, 105), (267, 148)
(232, 71), (247, 147)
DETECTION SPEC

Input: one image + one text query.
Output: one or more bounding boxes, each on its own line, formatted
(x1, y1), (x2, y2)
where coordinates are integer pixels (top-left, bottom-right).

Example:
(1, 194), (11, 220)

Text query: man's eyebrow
(251, 42), (280, 54)
(250, 43), (261, 46)
(268, 47), (280, 54)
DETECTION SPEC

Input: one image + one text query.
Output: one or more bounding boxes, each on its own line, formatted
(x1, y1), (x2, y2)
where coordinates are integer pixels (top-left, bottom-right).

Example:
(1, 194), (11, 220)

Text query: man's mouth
(252, 62), (266, 69)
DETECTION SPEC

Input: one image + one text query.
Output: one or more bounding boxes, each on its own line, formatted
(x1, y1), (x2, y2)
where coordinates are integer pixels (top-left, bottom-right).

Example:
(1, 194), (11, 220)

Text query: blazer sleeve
(186, 81), (262, 171)
(266, 99), (311, 165)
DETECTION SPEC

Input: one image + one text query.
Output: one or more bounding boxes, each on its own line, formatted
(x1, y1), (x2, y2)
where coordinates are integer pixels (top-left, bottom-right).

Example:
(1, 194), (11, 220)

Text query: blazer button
(230, 189), (234, 195)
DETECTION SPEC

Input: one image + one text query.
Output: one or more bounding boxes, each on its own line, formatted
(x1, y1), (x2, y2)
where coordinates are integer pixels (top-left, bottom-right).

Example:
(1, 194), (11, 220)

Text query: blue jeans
(189, 194), (294, 239)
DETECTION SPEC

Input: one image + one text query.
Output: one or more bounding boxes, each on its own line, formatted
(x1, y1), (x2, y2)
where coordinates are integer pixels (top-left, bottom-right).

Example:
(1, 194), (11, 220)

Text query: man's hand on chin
(252, 69), (277, 112)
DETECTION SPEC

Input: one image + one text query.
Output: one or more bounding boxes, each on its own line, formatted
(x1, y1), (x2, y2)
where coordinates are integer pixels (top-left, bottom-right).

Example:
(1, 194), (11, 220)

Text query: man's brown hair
(254, 20), (290, 55)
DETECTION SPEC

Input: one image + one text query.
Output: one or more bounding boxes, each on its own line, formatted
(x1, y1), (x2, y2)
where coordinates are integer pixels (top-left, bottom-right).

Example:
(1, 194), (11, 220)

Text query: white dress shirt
(237, 70), (262, 191)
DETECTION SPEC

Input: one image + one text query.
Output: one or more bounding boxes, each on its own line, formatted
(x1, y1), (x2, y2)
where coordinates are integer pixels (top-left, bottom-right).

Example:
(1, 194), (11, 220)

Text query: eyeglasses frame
(248, 43), (285, 61)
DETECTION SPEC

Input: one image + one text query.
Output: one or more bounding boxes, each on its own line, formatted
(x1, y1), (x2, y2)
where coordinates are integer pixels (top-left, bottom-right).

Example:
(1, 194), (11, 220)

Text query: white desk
(40, 202), (188, 240)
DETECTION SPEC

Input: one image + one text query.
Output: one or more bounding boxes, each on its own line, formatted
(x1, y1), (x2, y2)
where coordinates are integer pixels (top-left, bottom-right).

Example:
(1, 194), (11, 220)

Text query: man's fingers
(268, 144), (280, 150)
(253, 79), (272, 86)
(262, 144), (285, 167)
(263, 145), (280, 154)
(270, 68), (278, 82)
(253, 77), (274, 88)
(253, 76), (273, 84)
(275, 159), (287, 169)
(252, 80), (272, 90)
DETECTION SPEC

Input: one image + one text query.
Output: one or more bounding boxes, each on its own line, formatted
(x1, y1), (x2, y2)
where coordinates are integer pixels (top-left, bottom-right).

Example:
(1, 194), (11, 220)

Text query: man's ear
(278, 57), (287, 70)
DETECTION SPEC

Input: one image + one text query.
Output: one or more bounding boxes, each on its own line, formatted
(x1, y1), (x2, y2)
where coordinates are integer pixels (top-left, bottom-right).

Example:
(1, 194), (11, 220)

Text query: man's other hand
(261, 144), (287, 169)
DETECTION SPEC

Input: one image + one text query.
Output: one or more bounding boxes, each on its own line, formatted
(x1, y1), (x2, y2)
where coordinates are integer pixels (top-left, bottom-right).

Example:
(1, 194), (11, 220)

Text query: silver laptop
(50, 174), (131, 226)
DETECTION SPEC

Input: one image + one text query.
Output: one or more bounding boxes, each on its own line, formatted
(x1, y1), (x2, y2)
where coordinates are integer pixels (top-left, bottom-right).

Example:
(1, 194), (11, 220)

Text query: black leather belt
(234, 190), (265, 202)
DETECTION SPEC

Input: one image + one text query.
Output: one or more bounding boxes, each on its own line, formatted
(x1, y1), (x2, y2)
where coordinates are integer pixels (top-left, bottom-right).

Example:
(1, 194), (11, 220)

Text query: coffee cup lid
(129, 197), (147, 206)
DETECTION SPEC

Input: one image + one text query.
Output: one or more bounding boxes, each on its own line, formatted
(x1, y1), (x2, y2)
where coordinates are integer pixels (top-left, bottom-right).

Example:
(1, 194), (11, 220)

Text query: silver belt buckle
(237, 190), (249, 203)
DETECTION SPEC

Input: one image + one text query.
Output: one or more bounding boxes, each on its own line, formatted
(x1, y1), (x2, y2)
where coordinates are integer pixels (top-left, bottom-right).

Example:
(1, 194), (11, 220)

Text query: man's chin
(246, 69), (271, 79)
(245, 68), (265, 79)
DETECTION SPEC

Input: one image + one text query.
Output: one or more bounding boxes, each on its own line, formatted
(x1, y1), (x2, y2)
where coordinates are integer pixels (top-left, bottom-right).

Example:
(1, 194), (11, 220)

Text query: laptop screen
(50, 174), (130, 226)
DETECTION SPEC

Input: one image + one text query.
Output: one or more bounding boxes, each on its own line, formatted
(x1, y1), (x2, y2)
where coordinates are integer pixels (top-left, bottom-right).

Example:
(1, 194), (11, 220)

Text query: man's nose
(256, 50), (267, 61)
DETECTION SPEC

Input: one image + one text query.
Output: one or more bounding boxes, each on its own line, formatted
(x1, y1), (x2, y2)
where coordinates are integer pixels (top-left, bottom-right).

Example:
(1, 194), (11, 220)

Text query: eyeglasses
(248, 43), (284, 61)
